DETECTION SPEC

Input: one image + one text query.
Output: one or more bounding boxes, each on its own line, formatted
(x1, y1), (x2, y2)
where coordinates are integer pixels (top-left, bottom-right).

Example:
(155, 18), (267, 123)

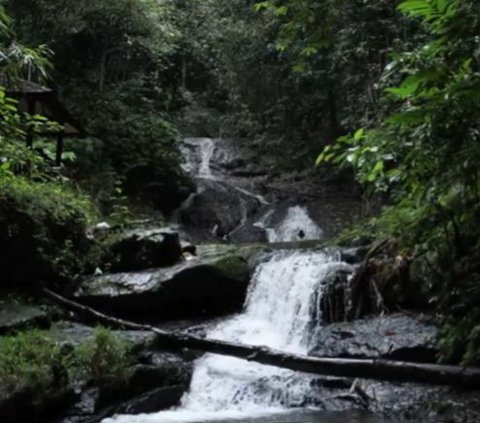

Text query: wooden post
(56, 130), (64, 166)
(26, 97), (35, 148)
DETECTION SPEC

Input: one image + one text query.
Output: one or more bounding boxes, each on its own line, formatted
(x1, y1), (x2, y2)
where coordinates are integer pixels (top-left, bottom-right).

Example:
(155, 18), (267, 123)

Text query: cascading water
(181, 138), (216, 180)
(104, 250), (353, 423)
(255, 206), (323, 242)
(197, 139), (215, 179)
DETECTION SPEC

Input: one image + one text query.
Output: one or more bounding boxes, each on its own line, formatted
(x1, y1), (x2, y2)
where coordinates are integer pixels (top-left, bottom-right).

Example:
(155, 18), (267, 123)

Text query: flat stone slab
(0, 301), (50, 334)
(75, 247), (253, 320)
(309, 313), (439, 362)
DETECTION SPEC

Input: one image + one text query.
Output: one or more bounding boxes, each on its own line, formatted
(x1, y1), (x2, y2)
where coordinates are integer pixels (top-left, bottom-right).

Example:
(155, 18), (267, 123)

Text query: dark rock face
(59, 354), (192, 423)
(176, 179), (261, 242)
(309, 313), (439, 362)
(302, 313), (464, 419)
(75, 253), (250, 320)
(110, 228), (183, 272)
(315, 267), (353, 324)
(229, 224), (267, 244)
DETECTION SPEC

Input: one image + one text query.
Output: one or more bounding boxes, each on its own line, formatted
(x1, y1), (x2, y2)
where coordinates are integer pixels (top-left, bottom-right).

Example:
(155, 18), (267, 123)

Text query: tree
(316, 0), (480, 364)
(4, 0), (192, 215)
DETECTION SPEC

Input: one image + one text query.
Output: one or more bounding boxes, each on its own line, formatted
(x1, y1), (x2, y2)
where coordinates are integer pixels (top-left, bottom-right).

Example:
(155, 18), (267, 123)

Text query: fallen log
(43, 288), (480, 390)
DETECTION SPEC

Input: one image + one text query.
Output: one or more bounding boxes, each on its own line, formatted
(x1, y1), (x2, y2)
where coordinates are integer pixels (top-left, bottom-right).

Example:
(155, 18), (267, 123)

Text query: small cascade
(256, 206), (323, 242)
(181, 138), (216, 180)
(104, 250), (352, 423)
(198, 138), (215, 179)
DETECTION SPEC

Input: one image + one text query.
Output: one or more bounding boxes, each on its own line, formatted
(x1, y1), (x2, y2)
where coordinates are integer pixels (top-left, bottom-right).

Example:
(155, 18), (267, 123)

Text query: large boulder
(109, 228), (182, 272)
(176, 179), (261, 242)
(75, 246), (257, 320)
(309, 313), (439, 362)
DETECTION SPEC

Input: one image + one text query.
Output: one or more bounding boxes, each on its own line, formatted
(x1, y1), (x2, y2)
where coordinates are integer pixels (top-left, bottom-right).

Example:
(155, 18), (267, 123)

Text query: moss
(212, 255), (249, 281)
(0, 175), (96, 288)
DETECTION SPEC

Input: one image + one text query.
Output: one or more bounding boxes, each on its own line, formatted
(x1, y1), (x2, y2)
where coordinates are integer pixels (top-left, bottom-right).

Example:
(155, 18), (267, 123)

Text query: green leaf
(275, 6), (288, 17)
(354, 128), (364, 140)
(385, 74), (425, 99)
(253, 1), (272, 12)
(373, 161), (384, 173)
(398, 0), (432, 17)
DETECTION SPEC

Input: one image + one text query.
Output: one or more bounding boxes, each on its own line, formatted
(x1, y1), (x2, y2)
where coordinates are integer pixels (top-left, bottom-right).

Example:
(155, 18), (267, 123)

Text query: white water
(181, 138), (269, 206)
(182, 138), (216, 179)
(255, 206), (323, 242)
(104, 250), (352, 423)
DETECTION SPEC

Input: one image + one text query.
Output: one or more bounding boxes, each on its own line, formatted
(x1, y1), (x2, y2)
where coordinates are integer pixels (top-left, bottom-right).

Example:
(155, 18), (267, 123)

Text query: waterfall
(181, 138), (216, 180)
(255, 206), (323, 242)
(104, 250), (352, 423)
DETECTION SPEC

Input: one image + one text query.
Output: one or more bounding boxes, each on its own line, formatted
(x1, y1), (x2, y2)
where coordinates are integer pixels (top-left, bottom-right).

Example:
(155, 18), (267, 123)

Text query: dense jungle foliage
(258, 0), (480, 364)
(0, 0), (479, 366)
(0, 326), (132, 399)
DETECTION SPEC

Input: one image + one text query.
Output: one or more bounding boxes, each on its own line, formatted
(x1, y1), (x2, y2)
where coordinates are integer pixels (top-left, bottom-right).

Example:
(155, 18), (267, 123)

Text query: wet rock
(219, 157), (247, 170)
(177, 179), (261, 242)
(0, 301), (50, 334)
(109, 228), (182, 272)
(229, 224), (268, 243)
(47, 324), (193, 423)
(339, 247), (368, 265)
(309, 313), (439, 362)
(75, 250), (252, 320)
(0, 385), (75, 423)
(316, 267), (353, 324)
(230, 167), (268, 177)
(57, 376), (189, 423)
(360, 381), (445, 417)
(117, 386), (186, 415)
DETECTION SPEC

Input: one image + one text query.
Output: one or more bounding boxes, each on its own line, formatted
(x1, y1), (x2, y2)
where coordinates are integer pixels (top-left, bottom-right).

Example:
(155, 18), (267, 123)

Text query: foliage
(5, 0), (192, 215)
(0, 5), (51, 82)
(0, 8), (97, 289)
(0, 327), (133, 395)
(169, 0), (422, 169)
(0, 173), (94, 287)
(0, 330), (65, 393)
(71, 326), (132, 385)
(315, 0), (480, 364)
(66, 84), (192, 214)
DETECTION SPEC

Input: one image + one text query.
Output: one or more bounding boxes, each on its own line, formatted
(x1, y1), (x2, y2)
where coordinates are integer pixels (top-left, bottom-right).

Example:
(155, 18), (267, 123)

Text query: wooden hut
(5, 80), (86, 165)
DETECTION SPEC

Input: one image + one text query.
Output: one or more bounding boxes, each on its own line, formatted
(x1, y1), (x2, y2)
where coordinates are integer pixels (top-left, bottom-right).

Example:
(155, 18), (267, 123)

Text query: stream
(100, 139), (401, 423)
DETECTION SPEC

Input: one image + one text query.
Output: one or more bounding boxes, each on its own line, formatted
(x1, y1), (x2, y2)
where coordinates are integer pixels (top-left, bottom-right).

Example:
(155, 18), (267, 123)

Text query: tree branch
(42, 288), (480, 390)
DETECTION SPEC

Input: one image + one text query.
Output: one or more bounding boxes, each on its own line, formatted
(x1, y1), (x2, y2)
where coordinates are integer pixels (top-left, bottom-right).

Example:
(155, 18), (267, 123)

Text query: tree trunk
(42, 288), (480, 390)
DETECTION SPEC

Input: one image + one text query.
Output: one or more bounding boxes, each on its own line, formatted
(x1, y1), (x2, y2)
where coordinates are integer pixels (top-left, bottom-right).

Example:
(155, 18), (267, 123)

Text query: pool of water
(103, 409), (400, 423)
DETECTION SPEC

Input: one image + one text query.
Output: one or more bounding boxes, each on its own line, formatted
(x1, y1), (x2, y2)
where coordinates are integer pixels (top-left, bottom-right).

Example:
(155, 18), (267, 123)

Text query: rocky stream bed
(1, 138), (479, 423)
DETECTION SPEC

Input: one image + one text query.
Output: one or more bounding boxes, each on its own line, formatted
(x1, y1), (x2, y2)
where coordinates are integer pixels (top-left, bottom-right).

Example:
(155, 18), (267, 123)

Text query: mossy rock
(211, 255), (249, 282)
(0, 177), (93, 289)
(75, 245), (256, 320)
(108, 228), (183, 272)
